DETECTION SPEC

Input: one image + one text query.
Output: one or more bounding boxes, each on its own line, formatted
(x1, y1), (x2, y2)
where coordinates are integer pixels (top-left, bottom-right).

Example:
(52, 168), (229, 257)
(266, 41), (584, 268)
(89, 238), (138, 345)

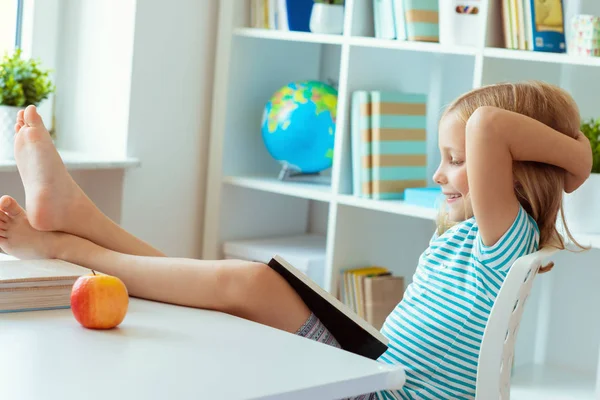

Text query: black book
(268, 255), (389, 360)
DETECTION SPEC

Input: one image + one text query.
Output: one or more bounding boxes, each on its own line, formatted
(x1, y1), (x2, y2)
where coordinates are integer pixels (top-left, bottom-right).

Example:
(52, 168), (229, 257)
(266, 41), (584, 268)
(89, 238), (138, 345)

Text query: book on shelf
(403, 0), (439, 42)
(250, 0), (313, 32)
(0, 259), (92, 313)
(340, 266), (404, 330)
(374, 0), (397, 39)
(351, 90), (428, 200)
(351, 91), (372, 198)
(374, 0), (439, 42)
(268, 255), (391, 360)
(502, 0), (566, 53)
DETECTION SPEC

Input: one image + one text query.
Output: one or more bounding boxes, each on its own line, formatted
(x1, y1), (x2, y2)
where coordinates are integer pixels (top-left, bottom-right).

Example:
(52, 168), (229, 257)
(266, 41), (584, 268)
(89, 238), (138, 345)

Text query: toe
(0, 196), (24, 218)
(24, 105), (45, 128)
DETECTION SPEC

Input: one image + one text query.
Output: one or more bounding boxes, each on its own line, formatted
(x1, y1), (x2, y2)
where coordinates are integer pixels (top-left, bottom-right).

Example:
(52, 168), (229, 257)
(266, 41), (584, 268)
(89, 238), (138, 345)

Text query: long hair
(437, 81), (586, 272)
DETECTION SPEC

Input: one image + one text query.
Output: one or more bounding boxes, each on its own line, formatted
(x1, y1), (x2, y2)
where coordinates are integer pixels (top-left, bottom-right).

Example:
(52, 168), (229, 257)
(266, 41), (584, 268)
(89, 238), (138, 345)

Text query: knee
(218, 261), (280, 317)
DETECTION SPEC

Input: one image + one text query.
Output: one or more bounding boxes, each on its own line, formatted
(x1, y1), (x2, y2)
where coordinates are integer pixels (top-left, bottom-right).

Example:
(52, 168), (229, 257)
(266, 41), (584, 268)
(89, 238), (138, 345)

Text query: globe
(261, 80), (337, 174)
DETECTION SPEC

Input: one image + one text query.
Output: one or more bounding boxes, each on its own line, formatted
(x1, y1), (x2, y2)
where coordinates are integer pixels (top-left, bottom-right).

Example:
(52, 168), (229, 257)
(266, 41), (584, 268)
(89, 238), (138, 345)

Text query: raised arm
(465, 106), (592, 247)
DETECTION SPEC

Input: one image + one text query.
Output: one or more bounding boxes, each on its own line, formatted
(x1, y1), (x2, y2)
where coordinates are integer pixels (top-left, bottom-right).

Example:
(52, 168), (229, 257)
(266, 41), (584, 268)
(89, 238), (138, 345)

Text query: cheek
(455, 168), (469, 194)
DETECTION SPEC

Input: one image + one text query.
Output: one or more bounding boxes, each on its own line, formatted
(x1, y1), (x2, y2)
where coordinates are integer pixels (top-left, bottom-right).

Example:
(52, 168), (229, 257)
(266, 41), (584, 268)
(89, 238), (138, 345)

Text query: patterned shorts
(295, 312), (378, 400)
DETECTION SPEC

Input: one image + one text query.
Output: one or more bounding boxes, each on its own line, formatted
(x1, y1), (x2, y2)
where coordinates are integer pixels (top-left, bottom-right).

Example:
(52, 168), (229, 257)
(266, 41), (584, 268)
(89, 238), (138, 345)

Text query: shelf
(572, 233), (600, 251)
(511, 364), (596, 400)
(337, 194), (438, 221)
(233, 28), (344, 45)
(0, 150), (140, 173)
(484, 47), (600, 67)
(222, 175), (333, 202)
(349, 36), (478, 56)
(234, 28), (477, 56)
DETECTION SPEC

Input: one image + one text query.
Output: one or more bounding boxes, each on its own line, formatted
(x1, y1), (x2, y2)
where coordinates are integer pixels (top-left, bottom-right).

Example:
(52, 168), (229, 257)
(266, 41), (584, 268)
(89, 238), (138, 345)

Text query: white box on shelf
(223, 234), (327, 289)
(439, 0), (483, 47)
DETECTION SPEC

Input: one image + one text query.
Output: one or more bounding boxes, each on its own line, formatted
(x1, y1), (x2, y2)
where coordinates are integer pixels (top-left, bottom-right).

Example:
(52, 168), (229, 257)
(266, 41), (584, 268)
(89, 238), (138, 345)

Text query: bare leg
(12, 106), (164, 257)
(0, 198), (311, 333)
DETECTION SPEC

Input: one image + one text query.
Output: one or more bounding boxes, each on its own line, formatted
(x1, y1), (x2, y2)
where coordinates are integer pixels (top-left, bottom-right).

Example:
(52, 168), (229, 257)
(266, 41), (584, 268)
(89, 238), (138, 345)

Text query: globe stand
(278, 164), (331, 185)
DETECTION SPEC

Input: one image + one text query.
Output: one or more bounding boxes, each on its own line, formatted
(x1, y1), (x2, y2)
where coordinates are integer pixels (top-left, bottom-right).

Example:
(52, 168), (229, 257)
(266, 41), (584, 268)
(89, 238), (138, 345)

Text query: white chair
(475, 247), (559, 399)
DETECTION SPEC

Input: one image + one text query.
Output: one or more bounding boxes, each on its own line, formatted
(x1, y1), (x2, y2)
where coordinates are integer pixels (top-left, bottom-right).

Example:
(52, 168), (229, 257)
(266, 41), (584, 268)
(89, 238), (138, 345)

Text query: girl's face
(433, 112), (473, 222)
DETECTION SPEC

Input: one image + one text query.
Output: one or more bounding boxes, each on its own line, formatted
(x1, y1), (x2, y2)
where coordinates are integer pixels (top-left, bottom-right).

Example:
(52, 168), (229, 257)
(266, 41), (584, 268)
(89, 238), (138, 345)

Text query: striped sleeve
(472, 205), (540, 272)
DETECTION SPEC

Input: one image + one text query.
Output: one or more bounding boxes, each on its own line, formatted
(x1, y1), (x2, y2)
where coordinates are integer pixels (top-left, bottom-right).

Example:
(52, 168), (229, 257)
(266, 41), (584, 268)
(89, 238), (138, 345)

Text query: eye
(450, 159), (464, 166)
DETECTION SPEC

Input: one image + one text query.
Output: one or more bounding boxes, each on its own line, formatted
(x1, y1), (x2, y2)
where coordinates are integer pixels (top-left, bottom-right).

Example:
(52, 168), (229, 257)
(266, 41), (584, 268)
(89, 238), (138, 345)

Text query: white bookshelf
(204, 0), (600, 397)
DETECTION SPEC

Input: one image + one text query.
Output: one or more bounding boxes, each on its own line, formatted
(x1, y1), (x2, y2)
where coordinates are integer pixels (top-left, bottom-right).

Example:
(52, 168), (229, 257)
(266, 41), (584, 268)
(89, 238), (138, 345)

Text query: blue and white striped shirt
(376, 205), (539, 399)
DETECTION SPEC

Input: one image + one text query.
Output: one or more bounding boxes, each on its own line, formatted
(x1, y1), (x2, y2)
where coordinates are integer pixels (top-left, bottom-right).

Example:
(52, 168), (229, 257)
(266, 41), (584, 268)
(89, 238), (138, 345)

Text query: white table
(0, 298), (405, 399)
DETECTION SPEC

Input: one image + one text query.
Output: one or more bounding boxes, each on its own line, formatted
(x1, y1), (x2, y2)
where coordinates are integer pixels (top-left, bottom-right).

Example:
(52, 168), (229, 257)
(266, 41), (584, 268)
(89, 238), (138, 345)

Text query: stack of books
(339, 266), (404, 330)
(0, 259), (92, 313)
(351, 89), (428, 200)
(374, 0), (440, 42)
(502, 0), (566, 53)
(250, 0), (314, 32)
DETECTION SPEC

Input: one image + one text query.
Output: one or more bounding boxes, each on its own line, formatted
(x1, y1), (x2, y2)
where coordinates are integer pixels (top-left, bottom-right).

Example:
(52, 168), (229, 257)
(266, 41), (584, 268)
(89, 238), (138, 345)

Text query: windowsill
(0, 150), (140, 172)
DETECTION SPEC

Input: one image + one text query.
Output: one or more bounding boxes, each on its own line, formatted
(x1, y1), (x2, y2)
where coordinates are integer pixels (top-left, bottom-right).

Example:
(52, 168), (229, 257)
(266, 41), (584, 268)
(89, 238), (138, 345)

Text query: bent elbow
(466, 106), (504, 138)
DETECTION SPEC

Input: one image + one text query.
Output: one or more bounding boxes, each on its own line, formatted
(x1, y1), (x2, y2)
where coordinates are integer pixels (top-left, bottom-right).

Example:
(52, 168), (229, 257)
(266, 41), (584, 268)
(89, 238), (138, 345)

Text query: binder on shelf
(370, 91), (428, 200)
(404, 0), (439, 42)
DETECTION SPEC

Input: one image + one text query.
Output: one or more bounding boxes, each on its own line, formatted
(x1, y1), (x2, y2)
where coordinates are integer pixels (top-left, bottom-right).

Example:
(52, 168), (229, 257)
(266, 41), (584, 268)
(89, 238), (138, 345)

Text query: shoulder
(472, 204), (539, 271)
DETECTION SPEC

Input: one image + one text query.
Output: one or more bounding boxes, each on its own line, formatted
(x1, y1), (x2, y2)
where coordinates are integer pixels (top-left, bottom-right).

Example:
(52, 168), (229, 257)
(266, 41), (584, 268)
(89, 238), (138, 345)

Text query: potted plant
(0, 48), (54, 159)
(563, 118), (600, 234)
(310, 0), (345, 35)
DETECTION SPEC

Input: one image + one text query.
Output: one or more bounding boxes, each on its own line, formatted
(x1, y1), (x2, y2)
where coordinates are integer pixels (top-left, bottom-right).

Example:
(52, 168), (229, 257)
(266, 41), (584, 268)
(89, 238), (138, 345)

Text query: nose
(433, 165), (447, 185)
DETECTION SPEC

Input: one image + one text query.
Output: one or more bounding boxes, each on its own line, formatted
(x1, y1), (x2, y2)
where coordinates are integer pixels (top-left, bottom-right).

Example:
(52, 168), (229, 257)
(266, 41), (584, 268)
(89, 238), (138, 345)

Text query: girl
(0, 81), (592, 399)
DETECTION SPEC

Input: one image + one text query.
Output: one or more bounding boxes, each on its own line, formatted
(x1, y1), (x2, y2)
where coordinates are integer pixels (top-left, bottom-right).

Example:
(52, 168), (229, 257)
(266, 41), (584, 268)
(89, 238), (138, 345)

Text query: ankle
(48, 232), (73, 260)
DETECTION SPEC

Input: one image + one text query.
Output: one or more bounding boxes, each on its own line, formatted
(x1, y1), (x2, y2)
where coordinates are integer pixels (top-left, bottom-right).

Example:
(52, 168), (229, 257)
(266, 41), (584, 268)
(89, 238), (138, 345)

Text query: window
(0, 0), (23, 55)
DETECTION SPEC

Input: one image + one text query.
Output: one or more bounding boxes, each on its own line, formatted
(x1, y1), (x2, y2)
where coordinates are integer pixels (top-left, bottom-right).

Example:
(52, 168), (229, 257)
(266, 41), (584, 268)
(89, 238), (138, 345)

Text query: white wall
(0, 0), (218, 258)
(54, 0), (137, 158)
(120, 0), (217, 257)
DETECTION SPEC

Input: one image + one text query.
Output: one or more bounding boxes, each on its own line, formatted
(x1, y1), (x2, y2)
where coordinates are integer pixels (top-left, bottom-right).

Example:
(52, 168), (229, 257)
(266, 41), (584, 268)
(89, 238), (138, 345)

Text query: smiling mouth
(445, 193), (462, 203)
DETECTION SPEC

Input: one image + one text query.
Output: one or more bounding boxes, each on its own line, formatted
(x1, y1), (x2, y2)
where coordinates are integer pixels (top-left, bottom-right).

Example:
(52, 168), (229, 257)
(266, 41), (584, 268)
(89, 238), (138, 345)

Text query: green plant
(0, 48), (54, 107)
(581, 118), (600, 173)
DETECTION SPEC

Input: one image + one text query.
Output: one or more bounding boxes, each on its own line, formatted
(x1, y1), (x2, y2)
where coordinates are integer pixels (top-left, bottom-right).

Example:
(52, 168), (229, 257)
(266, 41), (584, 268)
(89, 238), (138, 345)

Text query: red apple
(70, 272), (129, 329)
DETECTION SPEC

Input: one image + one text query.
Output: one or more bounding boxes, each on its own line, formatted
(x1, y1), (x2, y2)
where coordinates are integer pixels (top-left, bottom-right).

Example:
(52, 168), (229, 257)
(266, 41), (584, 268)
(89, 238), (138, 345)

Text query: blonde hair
(438, 81), (586, 272)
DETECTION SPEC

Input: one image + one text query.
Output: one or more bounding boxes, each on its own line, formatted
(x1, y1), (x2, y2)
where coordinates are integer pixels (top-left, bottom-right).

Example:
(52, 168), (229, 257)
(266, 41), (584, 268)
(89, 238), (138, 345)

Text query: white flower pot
(0, 105), (22, 160)
(309, 3), (344, 35)
(563, 173), (600, 234)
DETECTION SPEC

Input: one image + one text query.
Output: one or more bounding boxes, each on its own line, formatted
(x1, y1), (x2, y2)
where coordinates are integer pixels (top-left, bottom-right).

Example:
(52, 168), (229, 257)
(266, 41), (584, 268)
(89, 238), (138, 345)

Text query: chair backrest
(475, 247), (558, 400)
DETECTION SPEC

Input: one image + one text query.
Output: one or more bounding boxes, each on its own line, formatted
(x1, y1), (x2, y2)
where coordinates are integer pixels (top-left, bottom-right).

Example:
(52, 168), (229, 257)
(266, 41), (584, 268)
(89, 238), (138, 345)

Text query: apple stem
(92, 270), (96, 276)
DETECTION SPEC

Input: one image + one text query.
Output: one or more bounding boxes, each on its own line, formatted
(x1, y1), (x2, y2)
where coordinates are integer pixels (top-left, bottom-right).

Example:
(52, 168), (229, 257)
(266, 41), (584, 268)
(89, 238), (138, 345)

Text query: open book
(0, 259), (92, 313)
(268, 255), (389, 360)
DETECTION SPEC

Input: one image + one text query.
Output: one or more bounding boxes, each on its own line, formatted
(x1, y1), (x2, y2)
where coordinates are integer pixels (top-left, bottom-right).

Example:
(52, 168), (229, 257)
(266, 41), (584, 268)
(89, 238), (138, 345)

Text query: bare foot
(14, 105), (92, 231)
(0, 196), (61, 259)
